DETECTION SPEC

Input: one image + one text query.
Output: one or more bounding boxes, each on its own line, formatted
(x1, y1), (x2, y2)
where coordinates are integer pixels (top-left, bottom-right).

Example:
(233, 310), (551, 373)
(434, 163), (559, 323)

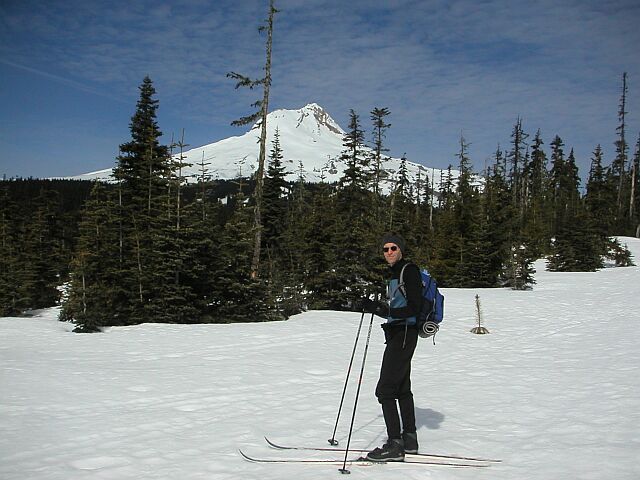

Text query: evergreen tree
(503, 242), (536, 290)
(114, 76), (170, 209)
(304, 181), (341, 309)
(549, 136), (581, 235)
(630, 134), (640, 237)
(446, 135), (492, 287)
(62, 182), (120, 331)
(0, 186), (22, 315)
(370, 107), (391, 198)
(211, 194), (278, 322)
(522, 130), (550, 256)
(548, 205), (604, 271)
(484, 148), (516, 287)
(331, 110), (380, 308)
(507, 117), (529, 212)
(585, 144), (612, 242)
(20, 190), (65, 309)
(388, 154), (413, 235)
(262, 128), (288, 251)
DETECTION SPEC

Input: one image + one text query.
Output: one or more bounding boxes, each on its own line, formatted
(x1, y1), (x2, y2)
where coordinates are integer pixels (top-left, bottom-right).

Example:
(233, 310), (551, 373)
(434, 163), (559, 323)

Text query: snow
(2, 237), (640, 479)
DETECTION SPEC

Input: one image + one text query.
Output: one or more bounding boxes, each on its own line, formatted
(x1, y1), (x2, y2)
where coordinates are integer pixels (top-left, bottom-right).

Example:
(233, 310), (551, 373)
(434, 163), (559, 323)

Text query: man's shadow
(415, 406), (445, 430)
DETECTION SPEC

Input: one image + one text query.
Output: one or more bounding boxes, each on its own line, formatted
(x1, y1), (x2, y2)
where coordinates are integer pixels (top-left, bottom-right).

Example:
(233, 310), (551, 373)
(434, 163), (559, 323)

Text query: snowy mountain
(70, 103), (453, 190)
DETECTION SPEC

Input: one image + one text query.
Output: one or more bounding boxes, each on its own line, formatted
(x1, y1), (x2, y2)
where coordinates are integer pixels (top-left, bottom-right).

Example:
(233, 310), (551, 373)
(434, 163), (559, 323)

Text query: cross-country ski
(238, 449), (491, 468)
(263, 436), (501, 463)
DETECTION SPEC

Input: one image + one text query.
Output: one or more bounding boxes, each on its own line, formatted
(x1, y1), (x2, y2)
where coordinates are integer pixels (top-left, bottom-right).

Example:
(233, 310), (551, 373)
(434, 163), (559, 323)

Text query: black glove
(362, 298), (387, 318)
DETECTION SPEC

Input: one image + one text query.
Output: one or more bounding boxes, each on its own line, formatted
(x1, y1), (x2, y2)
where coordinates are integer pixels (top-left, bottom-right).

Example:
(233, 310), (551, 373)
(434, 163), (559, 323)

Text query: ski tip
(238, 449), (257, 462)
(264, 436), (280, 449)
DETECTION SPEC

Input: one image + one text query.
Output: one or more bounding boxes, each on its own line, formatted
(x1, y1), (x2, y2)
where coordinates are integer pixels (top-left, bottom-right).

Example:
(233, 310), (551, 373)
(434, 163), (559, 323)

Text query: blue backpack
(400, 264), (445, 339)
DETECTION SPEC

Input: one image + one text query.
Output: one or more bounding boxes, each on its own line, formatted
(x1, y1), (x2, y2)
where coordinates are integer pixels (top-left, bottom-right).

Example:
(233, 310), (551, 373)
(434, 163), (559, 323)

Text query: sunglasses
(383, 246), (398, 253)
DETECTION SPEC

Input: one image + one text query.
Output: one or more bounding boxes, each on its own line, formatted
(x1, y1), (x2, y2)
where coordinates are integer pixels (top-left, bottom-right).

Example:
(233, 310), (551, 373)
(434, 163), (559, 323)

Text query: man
(365, 233), (422, 462)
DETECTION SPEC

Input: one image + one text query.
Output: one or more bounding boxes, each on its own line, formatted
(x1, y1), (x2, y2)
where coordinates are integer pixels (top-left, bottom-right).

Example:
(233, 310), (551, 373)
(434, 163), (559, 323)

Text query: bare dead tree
(227, 0), (278, 279)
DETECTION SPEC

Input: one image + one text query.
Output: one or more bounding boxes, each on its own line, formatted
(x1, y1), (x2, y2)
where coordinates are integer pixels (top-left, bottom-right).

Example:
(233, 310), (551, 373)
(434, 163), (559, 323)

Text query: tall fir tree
(262, 128), (288, 251)
(332, 109), (380, 308)
(210, 194), (278, 322)
(585, 144), (611, 241)
(484, 147), (516, 287)
(507, 117), (529, 214)
(61, 182), (120, 331)
(370, 107), (391, 198)
(0, 186), (22, 315)
(522, 130), (550, 256)
(630, 134), (640, 236)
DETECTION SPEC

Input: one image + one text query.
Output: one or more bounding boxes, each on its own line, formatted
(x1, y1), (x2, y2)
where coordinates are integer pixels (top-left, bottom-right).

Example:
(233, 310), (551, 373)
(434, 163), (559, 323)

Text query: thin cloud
(0, 0), (638, 178)
(0, 59), (129, 103)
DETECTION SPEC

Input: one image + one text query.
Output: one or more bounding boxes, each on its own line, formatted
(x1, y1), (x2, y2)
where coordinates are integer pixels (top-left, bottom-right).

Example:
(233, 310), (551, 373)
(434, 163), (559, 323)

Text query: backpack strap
(398, 262), (411, 299)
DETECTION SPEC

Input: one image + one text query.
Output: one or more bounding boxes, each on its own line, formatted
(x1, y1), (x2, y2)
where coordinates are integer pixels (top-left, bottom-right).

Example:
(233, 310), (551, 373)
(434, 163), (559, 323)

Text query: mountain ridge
(68, 103), (455, 190)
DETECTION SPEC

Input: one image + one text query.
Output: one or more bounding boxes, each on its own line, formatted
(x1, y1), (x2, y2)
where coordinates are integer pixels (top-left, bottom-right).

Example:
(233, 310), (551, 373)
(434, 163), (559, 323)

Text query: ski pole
(328, 308), (366, 446)
(339, 310), (375, 475)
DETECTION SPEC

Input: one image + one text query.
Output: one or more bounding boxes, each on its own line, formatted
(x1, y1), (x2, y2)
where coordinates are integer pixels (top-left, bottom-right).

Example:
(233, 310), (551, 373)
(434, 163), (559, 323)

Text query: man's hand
(362, 298), (387, 318)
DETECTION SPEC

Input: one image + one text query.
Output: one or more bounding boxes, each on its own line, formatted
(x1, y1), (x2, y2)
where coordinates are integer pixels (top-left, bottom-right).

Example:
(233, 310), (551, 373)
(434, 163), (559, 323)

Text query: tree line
(1, 74), (637, 329)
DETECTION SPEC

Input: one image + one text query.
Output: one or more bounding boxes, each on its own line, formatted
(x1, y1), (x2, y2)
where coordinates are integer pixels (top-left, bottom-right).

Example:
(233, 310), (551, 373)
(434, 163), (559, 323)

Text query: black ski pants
(375, 323), (419, 440)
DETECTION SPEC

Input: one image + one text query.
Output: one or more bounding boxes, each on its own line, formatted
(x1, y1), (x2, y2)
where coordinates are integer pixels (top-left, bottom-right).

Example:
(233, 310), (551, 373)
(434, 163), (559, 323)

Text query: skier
(363, 233), (422, 462)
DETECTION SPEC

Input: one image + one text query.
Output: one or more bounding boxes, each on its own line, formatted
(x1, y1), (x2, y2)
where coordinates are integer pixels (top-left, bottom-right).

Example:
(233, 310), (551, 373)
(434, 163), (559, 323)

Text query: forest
(1, 74), (638, 331)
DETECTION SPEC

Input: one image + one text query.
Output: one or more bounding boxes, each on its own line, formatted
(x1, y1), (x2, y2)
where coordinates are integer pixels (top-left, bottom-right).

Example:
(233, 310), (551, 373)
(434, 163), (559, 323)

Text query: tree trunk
(250, 0), (276, 279)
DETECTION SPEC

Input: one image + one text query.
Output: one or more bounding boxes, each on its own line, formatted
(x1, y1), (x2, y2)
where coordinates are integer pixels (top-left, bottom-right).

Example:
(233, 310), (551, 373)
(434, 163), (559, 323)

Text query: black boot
(366, 438), (405, 462)
(402, 431), (418, 454)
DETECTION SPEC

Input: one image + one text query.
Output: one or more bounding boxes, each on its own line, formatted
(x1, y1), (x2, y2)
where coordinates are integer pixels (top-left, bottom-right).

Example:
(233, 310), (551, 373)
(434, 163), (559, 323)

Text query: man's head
(381, 233), (405, 266)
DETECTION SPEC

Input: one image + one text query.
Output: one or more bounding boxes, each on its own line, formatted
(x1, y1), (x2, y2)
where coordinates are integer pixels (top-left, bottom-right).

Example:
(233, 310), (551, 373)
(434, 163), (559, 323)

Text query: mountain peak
(297, 103), (344, 136)
(264, 103), (344, 138)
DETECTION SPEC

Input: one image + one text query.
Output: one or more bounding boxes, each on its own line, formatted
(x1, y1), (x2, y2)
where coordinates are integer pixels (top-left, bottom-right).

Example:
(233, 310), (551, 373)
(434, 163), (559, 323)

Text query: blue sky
(1, 0), (639, 181)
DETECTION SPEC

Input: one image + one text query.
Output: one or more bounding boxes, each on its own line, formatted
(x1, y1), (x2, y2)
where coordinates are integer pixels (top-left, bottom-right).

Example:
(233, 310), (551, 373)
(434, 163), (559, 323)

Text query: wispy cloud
(0, 0), (639, 178)
(0, 59), (129, 103)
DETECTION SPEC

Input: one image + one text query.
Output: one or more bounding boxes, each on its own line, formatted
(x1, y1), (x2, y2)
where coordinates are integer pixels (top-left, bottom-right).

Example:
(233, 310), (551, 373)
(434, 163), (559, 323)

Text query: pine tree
(0, 186), (22, 315)
(630, 134), (640, 236)
(507, 117), (529, 213)
(370, 107), (391, 198)
(388, 154), (413, 235)
(20, 190), (65, 309)
(585, 144), (611, 241)
(503, 242), (536, 290)
(115, 76), (170, 209)
(550, 135), (580, 234)
(210, 194), (277, 322)
(262, 128), (288, 251)
(446, 135), (491, 287)
(62, 182), (120, 331)
(548, 205), (604, 271)
(548, 143), (605, 271)
(522, 130), (550, 256)
(484, 147), (516, 286)
(330, 110), (380, 308)
(65, 76), (173, 327)
(304, 182), (341, 309)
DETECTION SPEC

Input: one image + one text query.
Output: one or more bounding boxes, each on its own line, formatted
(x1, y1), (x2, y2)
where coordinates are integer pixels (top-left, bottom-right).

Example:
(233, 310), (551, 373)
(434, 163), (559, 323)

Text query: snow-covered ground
(2, 237), (639, 480)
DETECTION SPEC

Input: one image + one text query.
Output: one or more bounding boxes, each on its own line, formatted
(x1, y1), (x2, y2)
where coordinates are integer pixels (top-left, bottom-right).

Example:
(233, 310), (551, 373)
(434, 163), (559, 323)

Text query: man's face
(383, 242), (402, 266)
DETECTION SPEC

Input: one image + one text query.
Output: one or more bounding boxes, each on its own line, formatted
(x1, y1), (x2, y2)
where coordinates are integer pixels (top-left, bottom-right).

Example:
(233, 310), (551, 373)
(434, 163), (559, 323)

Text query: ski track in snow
(1, 237), (640, 479)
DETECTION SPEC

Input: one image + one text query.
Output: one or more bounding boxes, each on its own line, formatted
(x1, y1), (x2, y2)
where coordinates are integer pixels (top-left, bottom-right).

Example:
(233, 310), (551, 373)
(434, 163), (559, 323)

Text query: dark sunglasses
(383, 246), (398, 253)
